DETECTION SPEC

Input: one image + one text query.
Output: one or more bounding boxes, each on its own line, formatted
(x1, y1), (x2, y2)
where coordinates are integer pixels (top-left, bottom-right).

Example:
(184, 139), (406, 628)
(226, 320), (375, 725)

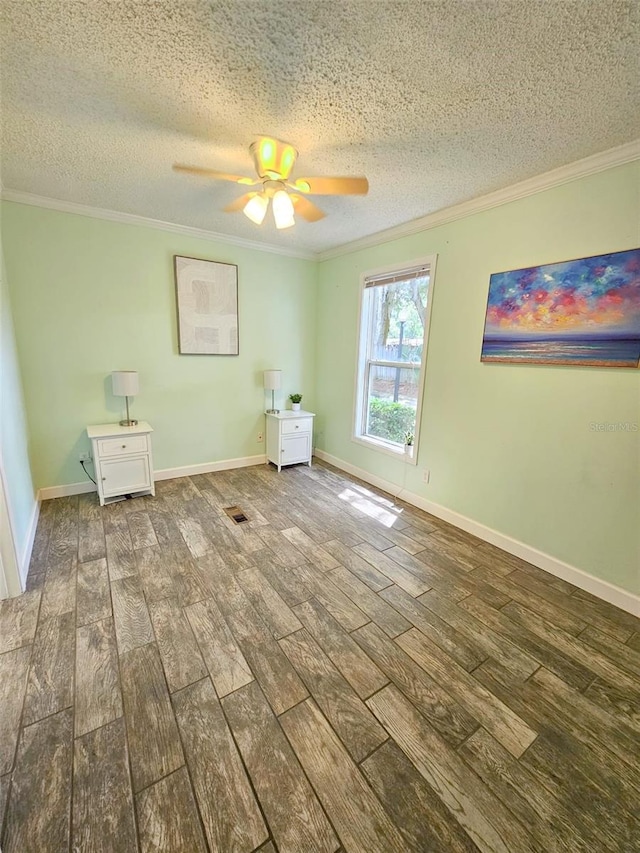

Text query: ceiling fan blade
(173, 164), (258, 185)
(292, 176), (369, 195)
(290, 194), (326, 222)
(224, 192), (258, 213)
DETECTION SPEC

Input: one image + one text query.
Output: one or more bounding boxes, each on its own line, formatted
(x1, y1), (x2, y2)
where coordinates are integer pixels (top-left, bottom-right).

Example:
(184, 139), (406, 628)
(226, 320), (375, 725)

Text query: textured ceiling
(1, 1), (638, 254)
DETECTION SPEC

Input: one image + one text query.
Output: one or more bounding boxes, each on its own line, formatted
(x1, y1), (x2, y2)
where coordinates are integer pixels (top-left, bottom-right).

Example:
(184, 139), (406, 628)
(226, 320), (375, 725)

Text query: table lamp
(264, 369), (281, 414)
(112, 370), (139, 426)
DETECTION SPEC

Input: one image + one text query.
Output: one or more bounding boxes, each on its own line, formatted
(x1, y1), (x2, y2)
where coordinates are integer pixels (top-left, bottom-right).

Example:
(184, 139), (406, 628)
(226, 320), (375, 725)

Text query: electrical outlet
(423, 469), (430, 484)
(257, 431), (264, 443)
(79, 452), (92, 463)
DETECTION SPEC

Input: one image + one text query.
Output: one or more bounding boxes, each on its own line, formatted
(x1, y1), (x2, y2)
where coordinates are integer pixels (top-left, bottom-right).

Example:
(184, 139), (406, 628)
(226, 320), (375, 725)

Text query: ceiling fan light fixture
(253, 138), (276, 177)
(272, 189), (295, 229)
(243, 192), (268, 225)
(251, 137), (299, 180)
(175, 136), (367, 228)
(261, 138), (275, 161)
(279, 145), (296, 179)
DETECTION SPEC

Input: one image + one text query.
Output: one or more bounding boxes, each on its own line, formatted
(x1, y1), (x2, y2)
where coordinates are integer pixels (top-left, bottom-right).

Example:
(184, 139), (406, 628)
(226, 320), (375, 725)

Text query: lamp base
(265, 408), (280, 414)
(119, 419), (139, 426)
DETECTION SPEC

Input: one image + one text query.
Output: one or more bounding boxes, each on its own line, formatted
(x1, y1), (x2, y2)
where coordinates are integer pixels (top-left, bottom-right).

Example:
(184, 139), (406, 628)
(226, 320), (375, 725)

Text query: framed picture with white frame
(174, 255), (239, 355)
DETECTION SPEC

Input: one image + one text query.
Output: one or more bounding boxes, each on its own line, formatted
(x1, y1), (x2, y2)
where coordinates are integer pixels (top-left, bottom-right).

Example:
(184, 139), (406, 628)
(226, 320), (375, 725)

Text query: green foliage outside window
(367, 398), (416, 444)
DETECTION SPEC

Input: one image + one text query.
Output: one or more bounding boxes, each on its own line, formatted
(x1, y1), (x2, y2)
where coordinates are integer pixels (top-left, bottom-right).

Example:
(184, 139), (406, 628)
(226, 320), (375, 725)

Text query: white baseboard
(38, 481), (96, 500)
(37, 454), (268, 501)
(154, 454), (267, 481)
(314, 449), (640, 617)
(34, 447), (639, 616)
(19, 498), (41, 586)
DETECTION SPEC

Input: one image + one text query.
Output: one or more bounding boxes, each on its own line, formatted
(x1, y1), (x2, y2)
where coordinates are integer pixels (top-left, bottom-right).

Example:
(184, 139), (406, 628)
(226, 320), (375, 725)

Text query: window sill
(351, 434), (418, 466)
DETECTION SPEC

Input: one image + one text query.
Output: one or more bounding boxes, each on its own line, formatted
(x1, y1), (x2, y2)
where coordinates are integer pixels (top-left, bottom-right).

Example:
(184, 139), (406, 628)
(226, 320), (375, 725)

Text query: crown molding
(316, 139), (640, 262)
(2, 140), (638, 262)
(0, 190), (316, 261)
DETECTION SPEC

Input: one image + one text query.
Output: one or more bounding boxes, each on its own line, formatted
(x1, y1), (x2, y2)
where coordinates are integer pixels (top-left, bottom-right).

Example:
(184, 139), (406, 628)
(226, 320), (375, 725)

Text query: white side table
(87, 421), (155, 506)
(266, 410), (315, 472)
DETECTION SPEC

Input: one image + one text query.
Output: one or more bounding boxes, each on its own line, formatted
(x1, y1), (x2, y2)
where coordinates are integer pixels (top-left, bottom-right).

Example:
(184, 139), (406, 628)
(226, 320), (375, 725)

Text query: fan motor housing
(250, 136), (298, 181)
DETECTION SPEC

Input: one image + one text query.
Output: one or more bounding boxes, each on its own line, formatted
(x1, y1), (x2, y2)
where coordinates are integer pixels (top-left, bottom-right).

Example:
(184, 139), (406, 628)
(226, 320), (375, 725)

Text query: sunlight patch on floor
(338, 488), (403, 528)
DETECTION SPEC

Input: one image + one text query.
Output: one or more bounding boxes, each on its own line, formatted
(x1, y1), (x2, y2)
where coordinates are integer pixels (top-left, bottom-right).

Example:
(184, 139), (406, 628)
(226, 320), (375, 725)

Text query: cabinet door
(100, 454), (151, 497)
(281, 434), (311, 465)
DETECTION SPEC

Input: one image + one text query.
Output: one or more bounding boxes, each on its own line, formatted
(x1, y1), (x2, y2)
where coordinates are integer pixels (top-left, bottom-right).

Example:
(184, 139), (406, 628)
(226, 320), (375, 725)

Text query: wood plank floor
(1, 460), (639, 852)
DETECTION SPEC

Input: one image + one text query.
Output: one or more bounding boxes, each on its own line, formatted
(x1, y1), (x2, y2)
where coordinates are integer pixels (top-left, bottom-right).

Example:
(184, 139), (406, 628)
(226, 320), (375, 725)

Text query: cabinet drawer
(281, 418), (312, 435)
(100, 454), (151, 497)
(97, 434), (148, 458)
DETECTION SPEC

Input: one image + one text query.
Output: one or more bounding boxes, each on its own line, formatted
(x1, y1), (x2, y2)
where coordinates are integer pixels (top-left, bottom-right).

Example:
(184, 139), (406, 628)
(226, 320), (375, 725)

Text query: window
(353, 257), (436, 462)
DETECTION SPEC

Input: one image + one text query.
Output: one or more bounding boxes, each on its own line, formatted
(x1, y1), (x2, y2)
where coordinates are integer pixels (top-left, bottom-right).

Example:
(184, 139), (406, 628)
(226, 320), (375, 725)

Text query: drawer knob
(281, 449), (285, 453)
(102, 477), (106, 481)
(122, 444), (126, 448)
(295, 425), (299, 429)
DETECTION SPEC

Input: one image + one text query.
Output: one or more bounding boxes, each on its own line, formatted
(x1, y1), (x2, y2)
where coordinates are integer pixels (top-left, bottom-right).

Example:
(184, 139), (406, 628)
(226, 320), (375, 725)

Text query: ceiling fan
(173, 136), (369, 229)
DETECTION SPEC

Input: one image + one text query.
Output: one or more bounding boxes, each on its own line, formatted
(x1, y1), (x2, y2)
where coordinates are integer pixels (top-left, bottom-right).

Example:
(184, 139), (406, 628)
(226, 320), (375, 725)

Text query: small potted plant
(289, 393), (303, 412)
(404, 430), (414, 459)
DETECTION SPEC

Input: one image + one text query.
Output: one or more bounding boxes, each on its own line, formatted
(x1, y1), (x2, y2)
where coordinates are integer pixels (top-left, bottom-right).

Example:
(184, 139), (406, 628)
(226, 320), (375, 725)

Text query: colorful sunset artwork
(481, 248), (640, 368)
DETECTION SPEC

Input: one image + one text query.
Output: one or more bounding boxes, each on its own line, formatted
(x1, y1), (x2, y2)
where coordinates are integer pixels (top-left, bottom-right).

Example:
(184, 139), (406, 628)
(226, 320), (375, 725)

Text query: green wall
(3, 162), (639, 595)
(315, 162), (640, 593)
(1, 203), (317, 490)
(1, 227), (36, 588)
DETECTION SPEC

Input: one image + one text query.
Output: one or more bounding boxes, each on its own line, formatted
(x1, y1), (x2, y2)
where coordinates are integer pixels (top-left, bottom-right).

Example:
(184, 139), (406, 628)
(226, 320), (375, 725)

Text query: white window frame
(352, 255), (437, 465)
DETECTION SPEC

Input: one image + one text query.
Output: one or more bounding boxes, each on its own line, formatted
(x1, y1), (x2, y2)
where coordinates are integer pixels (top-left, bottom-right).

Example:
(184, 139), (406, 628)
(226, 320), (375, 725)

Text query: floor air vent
(224, 506), (249, 524)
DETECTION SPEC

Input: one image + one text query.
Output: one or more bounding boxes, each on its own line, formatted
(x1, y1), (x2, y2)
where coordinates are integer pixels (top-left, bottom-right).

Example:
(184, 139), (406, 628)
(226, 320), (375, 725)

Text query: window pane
(368, 276), (428, 365)
(365, 364), (420, 444)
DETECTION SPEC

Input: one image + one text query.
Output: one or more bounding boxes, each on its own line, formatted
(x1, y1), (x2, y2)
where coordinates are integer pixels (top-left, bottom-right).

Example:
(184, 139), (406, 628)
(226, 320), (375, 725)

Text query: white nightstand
(86, 421), (155, 506)
(266, 410), (315, 472)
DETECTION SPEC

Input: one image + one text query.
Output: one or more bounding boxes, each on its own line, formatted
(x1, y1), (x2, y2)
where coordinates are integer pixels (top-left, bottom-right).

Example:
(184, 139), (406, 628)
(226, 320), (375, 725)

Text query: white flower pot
(291, 402), (301, 411)
(404, 444), (414, 459)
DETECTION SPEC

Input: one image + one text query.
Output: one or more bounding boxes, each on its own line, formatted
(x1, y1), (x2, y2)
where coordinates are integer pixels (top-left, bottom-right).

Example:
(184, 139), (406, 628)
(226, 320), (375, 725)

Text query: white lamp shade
(112, 370), (139, 397)
(243, 193), (268, 225)
(272, 190), (295, 230)
(263, 369), (281, 391)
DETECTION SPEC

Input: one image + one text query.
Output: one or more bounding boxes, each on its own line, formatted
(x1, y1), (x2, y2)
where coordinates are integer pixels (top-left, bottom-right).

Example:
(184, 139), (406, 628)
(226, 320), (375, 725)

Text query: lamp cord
(80, 458), (133, 500)
(80, 459), (97, 485)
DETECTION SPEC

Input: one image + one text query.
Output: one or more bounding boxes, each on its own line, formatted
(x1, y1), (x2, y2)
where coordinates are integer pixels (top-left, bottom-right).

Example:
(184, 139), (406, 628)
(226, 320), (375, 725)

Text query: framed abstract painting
(174, 255), (239, 355)
(481, 248), (640, 368)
